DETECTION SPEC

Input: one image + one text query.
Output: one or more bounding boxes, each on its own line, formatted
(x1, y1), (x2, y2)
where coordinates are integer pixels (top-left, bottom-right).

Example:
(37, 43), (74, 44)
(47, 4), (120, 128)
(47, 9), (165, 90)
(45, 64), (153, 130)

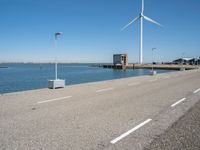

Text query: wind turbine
(122, 0), (163, 64)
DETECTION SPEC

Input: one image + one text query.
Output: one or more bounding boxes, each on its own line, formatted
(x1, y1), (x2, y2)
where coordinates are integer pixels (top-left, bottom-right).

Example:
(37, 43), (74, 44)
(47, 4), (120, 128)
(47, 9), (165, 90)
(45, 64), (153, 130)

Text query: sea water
(0, 63), (175, 94)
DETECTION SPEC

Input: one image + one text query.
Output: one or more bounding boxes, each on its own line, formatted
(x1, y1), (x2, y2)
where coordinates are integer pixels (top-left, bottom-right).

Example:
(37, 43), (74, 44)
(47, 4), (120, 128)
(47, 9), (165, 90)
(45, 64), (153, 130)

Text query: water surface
(0, 63), (175, 94)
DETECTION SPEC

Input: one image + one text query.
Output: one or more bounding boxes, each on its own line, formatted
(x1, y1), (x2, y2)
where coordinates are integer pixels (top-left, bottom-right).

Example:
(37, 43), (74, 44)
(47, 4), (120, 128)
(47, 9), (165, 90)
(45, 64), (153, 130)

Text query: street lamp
(180, 52), (185, 71)
(48, 32), (65, 89)
(55, 32), (62, 80)
(150, 48), (157, 75)
(182, 52), (185, 66)
(152, 48), (156, 71)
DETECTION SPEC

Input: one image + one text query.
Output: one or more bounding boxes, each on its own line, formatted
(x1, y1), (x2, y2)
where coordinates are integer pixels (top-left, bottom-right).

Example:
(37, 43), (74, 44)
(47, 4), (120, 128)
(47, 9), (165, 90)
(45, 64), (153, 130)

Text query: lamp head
(55, 32), (62, 39)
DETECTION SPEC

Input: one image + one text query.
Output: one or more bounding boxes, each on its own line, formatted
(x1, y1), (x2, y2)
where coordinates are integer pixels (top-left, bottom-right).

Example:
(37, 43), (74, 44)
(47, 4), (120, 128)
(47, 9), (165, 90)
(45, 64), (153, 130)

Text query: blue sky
(0, 0), (200, 63)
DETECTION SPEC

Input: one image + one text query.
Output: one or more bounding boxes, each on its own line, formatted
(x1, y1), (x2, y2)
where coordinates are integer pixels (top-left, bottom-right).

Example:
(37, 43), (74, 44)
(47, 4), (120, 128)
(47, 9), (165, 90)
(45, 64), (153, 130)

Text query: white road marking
(162, 76), (170, 79)
(128, 82), (140, 86)
(96, 88), (114, 93)
(87, 81), (107, 85)
(174, 74), (179, 77)
(110, 119), (152, 144)
(193, 88), (200, 94)
(149, 79), (158, 82)
(171, 98), (186, 107)
(37, 96), (72, 104)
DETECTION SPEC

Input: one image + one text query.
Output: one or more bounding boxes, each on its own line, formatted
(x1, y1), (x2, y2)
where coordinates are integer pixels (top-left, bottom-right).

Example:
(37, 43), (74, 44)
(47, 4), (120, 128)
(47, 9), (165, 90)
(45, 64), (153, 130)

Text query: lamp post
(54, 32), (62, 80)
(152, 48), (156, 72)
(182, 52), (185, 65)
(180, 52), (185, 71)
(48, 32), (65, 89)
(150, 48), (156, 75)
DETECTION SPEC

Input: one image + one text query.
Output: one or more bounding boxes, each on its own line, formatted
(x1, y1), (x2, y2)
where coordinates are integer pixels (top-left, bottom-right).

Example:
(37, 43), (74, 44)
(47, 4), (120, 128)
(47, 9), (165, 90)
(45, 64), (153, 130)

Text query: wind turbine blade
(142, 0), (144, 13)
(121, 16), (140, 30)
(143, 15), (163, 27)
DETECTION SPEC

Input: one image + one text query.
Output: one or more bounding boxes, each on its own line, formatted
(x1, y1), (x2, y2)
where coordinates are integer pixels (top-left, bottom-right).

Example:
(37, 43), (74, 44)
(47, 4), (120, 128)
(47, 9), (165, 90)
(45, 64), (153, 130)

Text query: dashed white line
(161, 76), (170, 79)
(193, 88), (200, 94)
(171, 98), (186, 107)
(37, 96), (72, 104)
(96, 88), (114, 93)
(149, 79), (158, 82)
(174, 74), (179, 77)
(87, 81), (107, 85)
(110, 119), (152, 144)
(128, 82), (140, 86)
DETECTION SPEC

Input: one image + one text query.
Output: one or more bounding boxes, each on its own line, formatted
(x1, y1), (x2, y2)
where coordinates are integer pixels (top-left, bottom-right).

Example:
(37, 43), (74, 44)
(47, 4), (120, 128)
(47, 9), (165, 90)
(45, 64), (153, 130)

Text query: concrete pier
(0, 69), (200, 149)
(102, 64), (197, 70)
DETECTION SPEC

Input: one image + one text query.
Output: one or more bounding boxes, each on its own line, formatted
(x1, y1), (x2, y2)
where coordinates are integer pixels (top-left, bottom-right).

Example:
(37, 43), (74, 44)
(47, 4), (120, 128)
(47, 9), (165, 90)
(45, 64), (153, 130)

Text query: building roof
(113, 54), (127, 56)
(182, 58), (193, 61)
(173, 58), (193, 62)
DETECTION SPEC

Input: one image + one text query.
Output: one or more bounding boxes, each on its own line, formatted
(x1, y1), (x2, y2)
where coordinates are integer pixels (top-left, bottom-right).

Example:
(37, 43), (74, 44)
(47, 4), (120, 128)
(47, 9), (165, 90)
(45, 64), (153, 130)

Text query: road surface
(145, 97), (200, 150)
(0, 69), (200, 150)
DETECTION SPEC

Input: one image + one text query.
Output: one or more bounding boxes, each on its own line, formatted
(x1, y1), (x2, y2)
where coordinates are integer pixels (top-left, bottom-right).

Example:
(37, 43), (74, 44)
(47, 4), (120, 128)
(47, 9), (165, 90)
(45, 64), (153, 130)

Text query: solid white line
(171, 98), (186, 107)
(96, 88), (114, 93)
(37, 96), (72, 104)
(110, 119), (152, 144)
(128, 82), (140, 86)
(193, 88), (200, 94)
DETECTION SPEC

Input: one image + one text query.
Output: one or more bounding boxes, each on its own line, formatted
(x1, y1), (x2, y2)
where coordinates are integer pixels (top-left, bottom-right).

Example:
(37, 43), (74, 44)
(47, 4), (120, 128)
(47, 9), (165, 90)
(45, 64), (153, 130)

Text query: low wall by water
(102, 64), (197, 70)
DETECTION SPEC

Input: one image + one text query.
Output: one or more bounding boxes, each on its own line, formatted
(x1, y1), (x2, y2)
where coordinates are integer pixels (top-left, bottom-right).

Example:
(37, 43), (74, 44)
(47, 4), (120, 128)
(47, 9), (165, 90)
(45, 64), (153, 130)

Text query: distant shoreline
(0, 62), (110, 65)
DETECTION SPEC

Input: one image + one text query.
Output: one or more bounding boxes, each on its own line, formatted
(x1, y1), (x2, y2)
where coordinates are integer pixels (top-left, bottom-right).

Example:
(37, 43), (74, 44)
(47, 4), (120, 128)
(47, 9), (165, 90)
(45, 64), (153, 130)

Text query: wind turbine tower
(122, 0), (163, 64)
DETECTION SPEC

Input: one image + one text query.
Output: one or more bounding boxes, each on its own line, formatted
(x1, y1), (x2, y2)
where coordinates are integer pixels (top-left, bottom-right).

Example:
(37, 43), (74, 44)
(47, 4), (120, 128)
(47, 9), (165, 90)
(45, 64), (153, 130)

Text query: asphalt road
(145, 99), (200, 150)
(0, 69), (200, 150)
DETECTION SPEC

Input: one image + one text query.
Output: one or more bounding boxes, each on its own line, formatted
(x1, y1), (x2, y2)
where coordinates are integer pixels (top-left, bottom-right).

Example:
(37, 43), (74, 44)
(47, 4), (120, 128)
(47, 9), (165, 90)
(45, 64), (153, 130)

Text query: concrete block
(48, 79), (65, 89)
